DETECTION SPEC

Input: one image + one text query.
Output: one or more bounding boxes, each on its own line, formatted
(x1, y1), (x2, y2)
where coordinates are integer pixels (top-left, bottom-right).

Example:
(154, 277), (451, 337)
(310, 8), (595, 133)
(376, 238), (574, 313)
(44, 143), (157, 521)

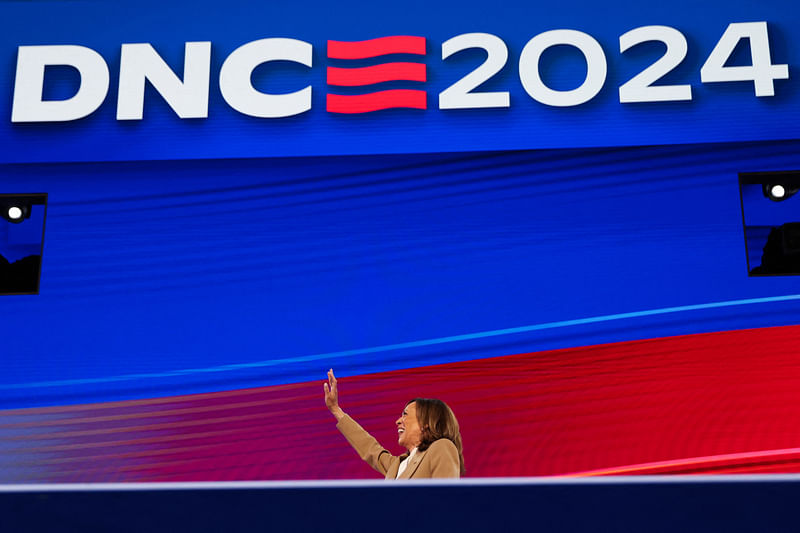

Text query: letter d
(12, 45), (110, 122)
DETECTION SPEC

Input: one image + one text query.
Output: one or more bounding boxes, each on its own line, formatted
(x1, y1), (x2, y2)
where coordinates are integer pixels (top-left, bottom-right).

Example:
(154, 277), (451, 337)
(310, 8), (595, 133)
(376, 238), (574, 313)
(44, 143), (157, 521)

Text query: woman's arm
(324, 369), (396, 476)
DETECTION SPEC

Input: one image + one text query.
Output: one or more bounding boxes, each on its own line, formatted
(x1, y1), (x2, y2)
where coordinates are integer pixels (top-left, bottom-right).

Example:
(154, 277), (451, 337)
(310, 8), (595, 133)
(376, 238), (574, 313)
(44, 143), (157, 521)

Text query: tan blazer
(336, 414), (460, 479)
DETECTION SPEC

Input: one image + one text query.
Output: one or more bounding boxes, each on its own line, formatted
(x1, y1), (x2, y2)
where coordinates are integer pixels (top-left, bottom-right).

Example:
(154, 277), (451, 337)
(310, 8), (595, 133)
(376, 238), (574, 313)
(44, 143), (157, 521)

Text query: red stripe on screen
(327, 36), (426, 59)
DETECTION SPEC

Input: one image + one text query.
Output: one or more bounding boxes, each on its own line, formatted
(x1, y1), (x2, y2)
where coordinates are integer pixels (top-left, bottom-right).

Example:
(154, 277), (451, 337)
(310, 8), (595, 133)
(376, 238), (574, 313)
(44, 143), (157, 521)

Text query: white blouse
(395, 447), (418, 479)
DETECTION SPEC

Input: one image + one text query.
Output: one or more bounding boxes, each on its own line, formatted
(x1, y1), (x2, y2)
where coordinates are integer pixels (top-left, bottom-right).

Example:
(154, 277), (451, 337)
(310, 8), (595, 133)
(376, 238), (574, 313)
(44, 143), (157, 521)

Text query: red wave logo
(327, 36), (427, 113)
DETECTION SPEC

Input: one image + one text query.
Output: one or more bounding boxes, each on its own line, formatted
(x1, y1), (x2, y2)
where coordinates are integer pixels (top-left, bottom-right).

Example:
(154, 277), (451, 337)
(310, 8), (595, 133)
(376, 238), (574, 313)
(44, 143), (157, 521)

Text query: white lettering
(117, 42), (211, 120)
(12, 45), (110, 122)
(219, 38), (312, 118)
(519, 30), (607, 107)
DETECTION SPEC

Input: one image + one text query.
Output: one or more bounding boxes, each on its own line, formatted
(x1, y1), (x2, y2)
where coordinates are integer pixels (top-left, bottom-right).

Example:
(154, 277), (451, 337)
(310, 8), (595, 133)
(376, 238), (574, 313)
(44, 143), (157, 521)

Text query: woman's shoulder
(424, 438), (461, 476)
(427, 438), (458, 454)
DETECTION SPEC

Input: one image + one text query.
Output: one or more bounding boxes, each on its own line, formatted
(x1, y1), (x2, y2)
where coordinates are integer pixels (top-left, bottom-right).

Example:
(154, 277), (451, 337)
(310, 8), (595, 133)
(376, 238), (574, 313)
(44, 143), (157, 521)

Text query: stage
(2, 476), (798, 532)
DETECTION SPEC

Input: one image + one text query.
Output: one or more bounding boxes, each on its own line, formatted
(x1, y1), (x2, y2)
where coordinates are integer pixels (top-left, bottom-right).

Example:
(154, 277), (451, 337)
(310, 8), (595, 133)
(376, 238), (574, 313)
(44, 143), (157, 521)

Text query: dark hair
(407, 398), (465, 475)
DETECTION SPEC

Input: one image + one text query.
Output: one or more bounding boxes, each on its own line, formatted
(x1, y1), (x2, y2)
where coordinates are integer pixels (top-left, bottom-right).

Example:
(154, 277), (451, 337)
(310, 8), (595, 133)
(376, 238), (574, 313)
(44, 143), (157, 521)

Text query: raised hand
(324, 369), (344, 420)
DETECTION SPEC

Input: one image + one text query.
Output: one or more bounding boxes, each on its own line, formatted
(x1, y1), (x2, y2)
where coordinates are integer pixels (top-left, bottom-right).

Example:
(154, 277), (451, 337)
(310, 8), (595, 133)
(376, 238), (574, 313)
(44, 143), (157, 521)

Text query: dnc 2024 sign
(10, 23), (788, 122)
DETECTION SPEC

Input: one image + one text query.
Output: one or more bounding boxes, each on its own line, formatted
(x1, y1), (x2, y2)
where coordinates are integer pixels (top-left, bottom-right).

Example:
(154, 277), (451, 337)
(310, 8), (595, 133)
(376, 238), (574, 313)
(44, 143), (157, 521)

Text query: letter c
(219, 38), (312, 118)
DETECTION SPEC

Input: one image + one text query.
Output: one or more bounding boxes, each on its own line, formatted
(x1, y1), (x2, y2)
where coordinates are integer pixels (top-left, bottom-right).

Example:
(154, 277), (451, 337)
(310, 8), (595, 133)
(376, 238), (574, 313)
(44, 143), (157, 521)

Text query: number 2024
(438, 22), (789, 109)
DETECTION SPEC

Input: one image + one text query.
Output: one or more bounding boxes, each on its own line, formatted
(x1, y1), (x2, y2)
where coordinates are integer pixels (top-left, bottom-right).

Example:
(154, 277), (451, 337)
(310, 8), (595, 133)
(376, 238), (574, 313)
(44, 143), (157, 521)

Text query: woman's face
(396, 401), (422, 451)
